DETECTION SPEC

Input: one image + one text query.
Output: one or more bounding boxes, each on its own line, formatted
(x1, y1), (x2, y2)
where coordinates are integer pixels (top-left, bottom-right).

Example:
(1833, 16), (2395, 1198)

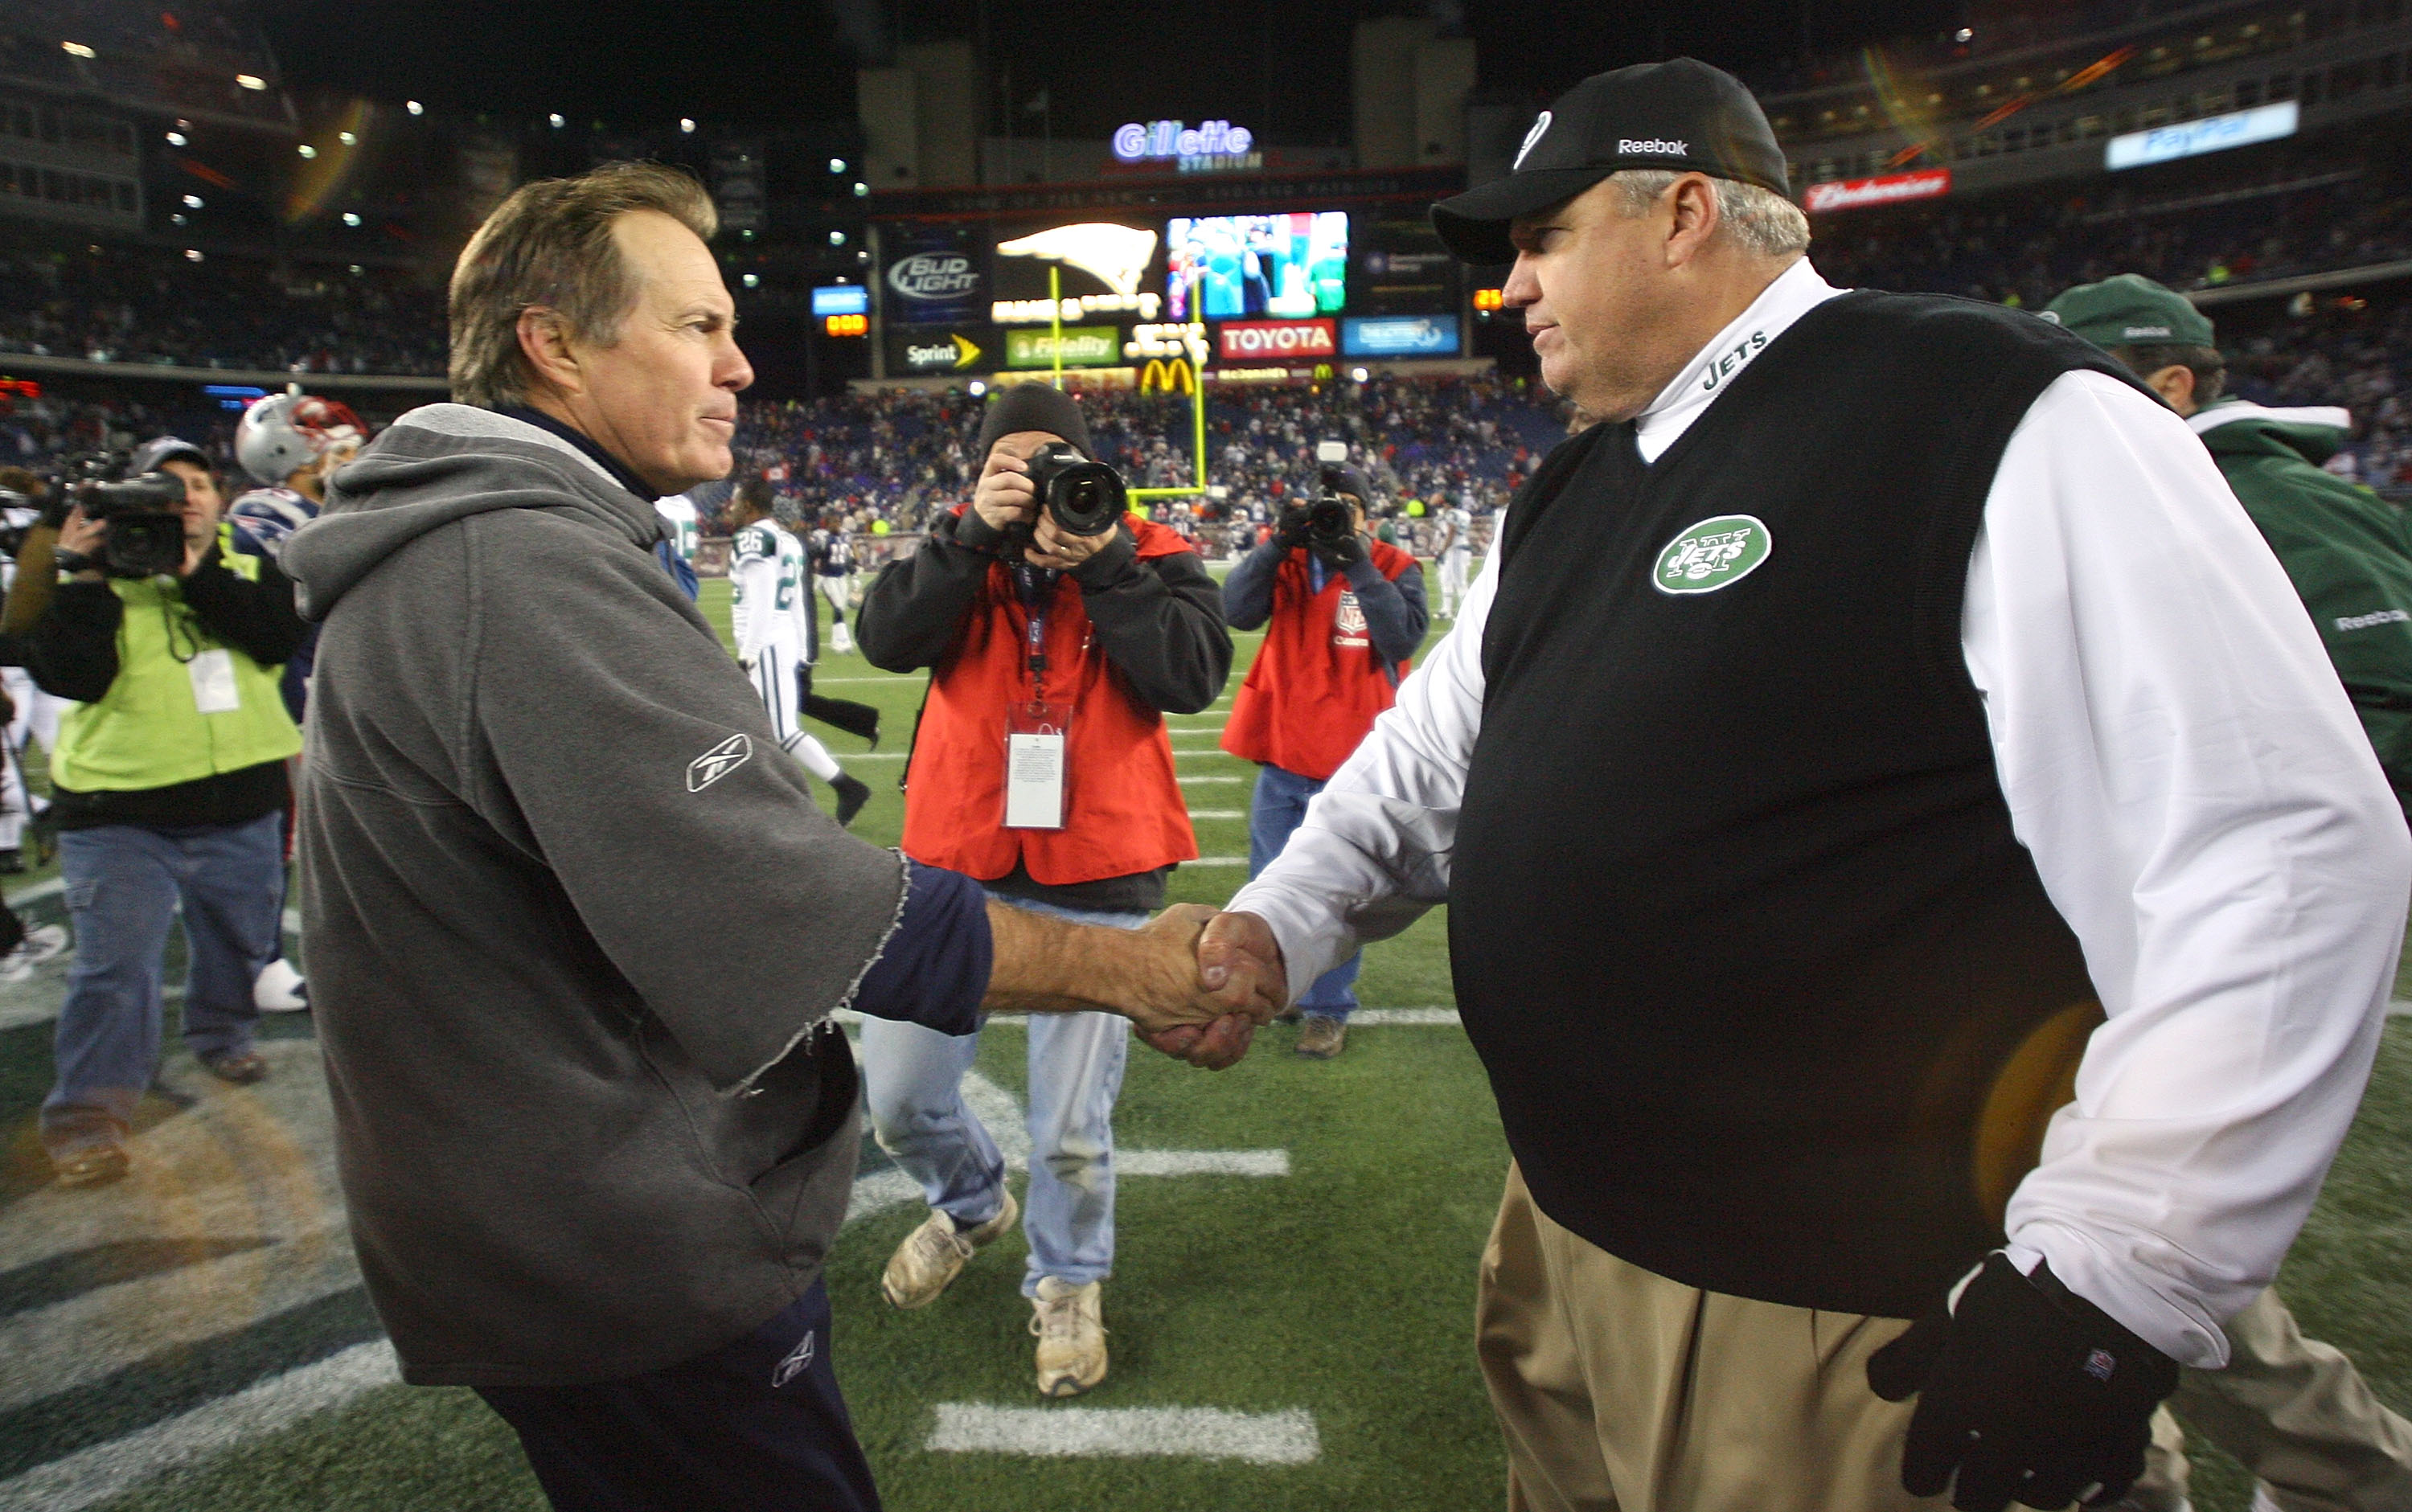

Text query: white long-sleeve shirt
(1228, 257), (2410, 1367)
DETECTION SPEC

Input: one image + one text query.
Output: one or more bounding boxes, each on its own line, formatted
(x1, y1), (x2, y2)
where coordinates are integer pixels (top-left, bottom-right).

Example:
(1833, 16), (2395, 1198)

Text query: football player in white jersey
(0, 470), (58, 873)
(1435, 498), (1475, 619)
(728, 480), (872, 826)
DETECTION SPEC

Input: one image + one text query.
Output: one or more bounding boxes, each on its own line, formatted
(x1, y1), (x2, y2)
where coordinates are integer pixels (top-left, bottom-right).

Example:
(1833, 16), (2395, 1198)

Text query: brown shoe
(1294, 1015), (1346, 1059)
(199, 1049), (269, 1086)
(52, 1144), (129, 1188)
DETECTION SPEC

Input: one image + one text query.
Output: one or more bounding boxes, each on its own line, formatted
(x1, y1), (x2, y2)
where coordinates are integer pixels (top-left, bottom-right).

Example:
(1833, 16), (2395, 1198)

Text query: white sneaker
(0, 924), (68, 982)
(880, 1190), (1017, 1309)
(1030, 1276), (1107, 1397)
(253, 957), (310, 1013)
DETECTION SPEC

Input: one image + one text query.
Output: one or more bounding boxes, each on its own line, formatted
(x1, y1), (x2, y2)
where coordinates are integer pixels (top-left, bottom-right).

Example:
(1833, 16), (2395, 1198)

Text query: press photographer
(1219, 455), (1427, 1059)
(19, 436), (306, 1188)
(855, 381), (1233, 1396)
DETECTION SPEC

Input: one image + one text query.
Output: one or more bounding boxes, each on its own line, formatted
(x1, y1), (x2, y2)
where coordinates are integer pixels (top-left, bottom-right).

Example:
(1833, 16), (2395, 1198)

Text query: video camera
(56, 453), (190, 579)
(1019, 444), (1129, 539)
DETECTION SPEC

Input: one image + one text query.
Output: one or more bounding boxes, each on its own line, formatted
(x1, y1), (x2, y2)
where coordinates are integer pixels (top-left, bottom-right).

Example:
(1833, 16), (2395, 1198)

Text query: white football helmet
(236, 393), (367, 486)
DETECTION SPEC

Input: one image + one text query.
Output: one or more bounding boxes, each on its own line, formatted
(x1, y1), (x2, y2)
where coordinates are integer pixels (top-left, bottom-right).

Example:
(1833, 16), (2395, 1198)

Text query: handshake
(985, 904), (1289, 1072)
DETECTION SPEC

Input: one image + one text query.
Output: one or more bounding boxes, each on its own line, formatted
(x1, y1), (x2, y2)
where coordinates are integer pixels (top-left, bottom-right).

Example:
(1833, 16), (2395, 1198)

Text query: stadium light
(165, 131), (187, 146)
(679, 117), (696, 134)
(297, 144), (317, 158)
(61, 41), (96, 59)
(742, 272), (760, 288)
(549, 113), (566, 129)
(406, 100), (425, 116)
(236, 74), (267, 91)
(1351, 367), (1370, 382)
(829, 158), (847, 173)
(969, 380), (987, 396)
(185, 249), (203, 262)
(170, 214), (187, 226)
(349, 264), (363, 274)
(342, 212), (362, 227)
(853, 182), (868, 197)
(338, 130), (357, 145)
(182, 194), (203, 209)
(1955, 27), (1974, 41)
(829, 231), (847, 246)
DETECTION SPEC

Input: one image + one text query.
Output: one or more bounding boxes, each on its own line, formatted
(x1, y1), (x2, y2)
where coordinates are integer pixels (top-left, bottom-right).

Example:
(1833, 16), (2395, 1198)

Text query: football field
(0, 568), (2406, 1511)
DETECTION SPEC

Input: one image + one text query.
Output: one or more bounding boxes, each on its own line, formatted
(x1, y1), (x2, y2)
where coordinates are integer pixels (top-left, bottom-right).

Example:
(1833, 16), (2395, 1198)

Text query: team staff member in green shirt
(2048, 273), (2412, 1512)
(24, 436), (306, 1188)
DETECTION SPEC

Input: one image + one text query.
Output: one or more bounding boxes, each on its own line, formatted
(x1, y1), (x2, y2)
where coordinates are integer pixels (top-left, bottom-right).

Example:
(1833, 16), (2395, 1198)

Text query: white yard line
(2, 877), (62, 908)
(1188, 810), (1246, 820)
(2394, 1000), (2411, 1017)
(810, 674), (925, 684)
(1169, 746), (1238, 756)
(928, 1403), (1319, 1465)
(0, 1340), (399, 1512)
(1183, 857), (1250, 867)
(1350, 1008), (1462, 1026)
(1118, 1149), (1288, 1177)
(1179, 775), (1247, 785)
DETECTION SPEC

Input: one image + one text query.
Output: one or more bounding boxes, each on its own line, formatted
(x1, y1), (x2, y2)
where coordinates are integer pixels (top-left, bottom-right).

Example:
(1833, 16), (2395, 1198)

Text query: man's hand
(1866, 1253), (2180, 1512)
(972, 449), (1040, 535)
(1197, 910), (1287, 1001)
(55, 505), (106, 581)
(1311, 531), (1368, 571)
(1120, 904), (1280, 1069)
(1025, 512), (1118, 572)
(1140, 910), (1290, 1069)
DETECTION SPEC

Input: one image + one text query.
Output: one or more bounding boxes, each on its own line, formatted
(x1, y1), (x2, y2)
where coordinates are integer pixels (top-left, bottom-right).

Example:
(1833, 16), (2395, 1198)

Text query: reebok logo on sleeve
(687, 733), (753, 792)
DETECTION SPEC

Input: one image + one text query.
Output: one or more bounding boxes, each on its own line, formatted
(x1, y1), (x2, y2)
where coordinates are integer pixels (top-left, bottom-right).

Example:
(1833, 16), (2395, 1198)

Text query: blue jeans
(858, 893), (1133, 1295)
(42, 811), (285, 1155)
(1248, 764), (1361, 1021)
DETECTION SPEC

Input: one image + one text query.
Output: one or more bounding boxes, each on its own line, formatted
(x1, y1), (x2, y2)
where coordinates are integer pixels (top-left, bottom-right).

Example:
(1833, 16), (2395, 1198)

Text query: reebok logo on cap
(1514, 111), (1553, 169)
(2123, 325), (2173, 338)
(1618, 137), (1688, 154)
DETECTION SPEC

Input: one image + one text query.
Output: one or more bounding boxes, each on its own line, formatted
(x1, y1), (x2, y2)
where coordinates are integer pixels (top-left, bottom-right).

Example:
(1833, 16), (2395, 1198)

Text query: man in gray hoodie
(281, 163), (1268, 1512)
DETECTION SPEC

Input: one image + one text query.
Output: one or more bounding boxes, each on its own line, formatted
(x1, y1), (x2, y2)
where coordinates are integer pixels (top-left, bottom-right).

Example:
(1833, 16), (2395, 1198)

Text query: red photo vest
(902, 514), (1202, 884)
(1221, 539), (1418, 781)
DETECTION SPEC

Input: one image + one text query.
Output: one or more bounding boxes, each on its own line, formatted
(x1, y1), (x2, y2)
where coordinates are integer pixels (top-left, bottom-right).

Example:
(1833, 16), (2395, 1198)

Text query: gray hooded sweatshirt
(283, 404), (904, 1387)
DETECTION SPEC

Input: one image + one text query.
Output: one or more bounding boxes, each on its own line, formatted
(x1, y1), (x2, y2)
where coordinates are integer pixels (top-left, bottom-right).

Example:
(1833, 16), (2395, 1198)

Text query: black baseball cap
(128, 436), (210, 475)
(1432, 58), (1791, 265)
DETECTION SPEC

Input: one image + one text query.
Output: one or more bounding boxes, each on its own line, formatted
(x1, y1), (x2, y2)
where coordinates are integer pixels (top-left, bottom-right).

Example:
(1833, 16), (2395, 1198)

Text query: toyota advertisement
(1216, 319), (1337, 362)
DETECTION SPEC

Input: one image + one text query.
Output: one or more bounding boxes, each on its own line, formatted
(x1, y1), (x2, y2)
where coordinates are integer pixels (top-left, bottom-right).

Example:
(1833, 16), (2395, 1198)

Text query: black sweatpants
(477, 1280), (880, 1512)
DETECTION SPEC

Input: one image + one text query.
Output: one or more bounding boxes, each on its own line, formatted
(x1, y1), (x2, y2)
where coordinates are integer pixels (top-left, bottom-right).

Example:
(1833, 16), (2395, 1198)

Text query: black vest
(1453, 290), (2144, 1319)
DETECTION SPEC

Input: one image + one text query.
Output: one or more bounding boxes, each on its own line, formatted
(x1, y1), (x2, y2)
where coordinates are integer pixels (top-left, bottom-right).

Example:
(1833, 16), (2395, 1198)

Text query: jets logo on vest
(1652, 515), (1772, 595)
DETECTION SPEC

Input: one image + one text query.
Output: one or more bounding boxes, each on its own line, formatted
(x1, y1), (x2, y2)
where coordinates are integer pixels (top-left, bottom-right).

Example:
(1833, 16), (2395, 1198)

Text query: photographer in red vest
(855, 382), (1231, 1396)
(1220, 460), (1427, 1058)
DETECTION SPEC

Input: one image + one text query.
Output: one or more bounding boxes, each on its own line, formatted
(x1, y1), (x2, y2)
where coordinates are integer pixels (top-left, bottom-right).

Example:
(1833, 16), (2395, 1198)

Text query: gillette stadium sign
(1801, 168), (1951, 215)
(2106, 101), (2299, 170)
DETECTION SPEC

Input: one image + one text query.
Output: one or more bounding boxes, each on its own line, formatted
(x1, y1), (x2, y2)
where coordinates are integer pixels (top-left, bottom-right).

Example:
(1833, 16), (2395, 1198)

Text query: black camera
(1021, 444), (1128, 539)
(1279, 494), (1359, 551)
(76, 471), (190, 579)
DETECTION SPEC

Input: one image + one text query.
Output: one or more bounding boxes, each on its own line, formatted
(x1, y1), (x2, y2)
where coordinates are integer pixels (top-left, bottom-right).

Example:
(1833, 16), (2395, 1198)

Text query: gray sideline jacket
(283, 405), (904, 1387)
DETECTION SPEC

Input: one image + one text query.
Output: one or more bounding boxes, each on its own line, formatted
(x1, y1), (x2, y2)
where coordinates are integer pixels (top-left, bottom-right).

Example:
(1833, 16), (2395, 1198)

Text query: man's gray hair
(448, 162), (718, 410)
(1609, 170), (1811, 259)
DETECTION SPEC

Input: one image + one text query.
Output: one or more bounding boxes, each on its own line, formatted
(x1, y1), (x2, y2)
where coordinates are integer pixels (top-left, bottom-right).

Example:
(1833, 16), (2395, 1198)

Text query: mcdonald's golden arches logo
(1140, 357), (1196, 395)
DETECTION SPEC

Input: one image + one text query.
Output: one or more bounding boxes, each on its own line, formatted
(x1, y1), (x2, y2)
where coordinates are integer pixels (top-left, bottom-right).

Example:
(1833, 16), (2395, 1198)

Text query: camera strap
(1005, 562), (1070, 830)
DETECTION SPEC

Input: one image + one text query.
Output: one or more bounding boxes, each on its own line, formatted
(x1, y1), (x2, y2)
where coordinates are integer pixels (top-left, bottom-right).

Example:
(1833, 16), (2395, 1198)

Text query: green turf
(7, 566), (2409, 1512)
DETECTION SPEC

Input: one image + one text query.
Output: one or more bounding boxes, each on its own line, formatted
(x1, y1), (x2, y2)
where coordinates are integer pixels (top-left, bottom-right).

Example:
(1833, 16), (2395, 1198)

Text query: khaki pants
(1476, 1163), (1948, 1512)
(2127, 1290), (2412, 1512)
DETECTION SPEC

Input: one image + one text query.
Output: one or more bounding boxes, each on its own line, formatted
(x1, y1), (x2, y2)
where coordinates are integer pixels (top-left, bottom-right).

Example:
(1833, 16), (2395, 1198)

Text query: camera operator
(1219, 460), (1427, 1059)
(855, 382), (1232, 1397)
(19, 436), (305, 1188)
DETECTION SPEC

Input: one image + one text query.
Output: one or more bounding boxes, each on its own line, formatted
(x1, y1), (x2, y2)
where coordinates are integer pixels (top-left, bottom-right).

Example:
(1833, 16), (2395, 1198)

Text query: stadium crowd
(0, 240), (446, 375)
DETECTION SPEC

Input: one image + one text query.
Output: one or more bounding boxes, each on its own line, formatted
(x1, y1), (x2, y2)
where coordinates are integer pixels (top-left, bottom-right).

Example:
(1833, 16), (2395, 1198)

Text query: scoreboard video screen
(1165, 213), (1348, 322)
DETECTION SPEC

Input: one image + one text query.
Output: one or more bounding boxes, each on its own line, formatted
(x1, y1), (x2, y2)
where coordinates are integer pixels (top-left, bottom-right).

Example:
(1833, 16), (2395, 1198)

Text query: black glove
(1272, 504), (1311, 551)
(1311, 531), (1368, 571)
(1867, 1253), (2180, 1511)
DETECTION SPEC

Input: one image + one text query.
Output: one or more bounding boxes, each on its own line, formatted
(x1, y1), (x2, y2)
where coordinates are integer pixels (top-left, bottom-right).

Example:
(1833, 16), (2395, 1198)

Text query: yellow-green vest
(51, 523), (302, 793)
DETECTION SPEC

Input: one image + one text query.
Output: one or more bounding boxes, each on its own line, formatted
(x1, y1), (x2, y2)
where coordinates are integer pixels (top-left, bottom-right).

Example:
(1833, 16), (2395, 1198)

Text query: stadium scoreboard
(873, 200), (1470, 383)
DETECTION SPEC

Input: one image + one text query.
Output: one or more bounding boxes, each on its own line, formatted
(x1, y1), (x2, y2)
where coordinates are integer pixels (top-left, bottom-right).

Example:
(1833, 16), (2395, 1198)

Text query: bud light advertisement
(884, 232), (986, 326)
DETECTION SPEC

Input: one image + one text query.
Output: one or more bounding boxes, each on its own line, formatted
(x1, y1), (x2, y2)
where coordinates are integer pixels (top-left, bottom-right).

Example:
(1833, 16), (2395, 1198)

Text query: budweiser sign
(1801, 169), (1952, 215)
(1218, 319), (1337, 360)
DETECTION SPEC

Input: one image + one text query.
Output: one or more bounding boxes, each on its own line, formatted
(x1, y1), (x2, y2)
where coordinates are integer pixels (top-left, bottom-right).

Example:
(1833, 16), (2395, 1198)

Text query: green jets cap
(2041, 273), (2216, 350)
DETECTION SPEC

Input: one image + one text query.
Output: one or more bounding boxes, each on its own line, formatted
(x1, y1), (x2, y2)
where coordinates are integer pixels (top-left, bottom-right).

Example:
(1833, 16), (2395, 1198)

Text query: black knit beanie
(975, 383), (1095, 460)
(1319, 461), (1377, 507)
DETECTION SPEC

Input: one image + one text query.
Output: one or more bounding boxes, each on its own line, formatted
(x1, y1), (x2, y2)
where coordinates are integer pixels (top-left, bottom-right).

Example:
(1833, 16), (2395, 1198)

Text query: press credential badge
(1004, 700), (1073, 830)
(188, 648), (241, 713)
